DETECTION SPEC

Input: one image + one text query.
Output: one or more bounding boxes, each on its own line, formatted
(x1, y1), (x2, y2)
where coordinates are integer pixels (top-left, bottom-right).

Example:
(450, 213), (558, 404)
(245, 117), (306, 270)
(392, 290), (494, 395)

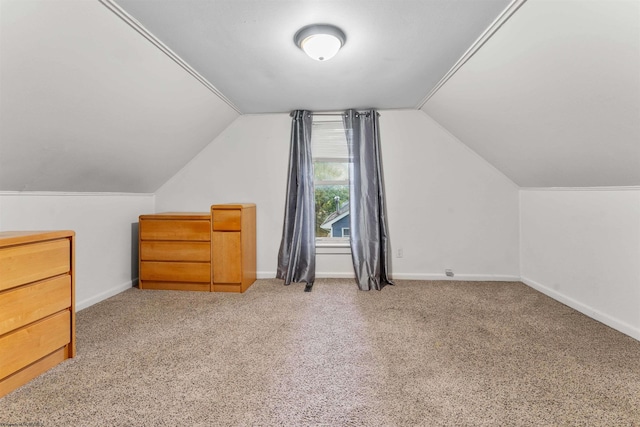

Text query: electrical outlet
(445, 269), (454, 277)
(396, 248), (403, 258)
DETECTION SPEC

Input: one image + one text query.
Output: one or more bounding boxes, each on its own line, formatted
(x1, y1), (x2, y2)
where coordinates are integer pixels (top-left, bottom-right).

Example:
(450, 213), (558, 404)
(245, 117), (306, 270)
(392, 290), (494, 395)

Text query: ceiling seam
(416, 0), (528, 109)
(520, 186), (640, 192)
(98, 0), (242, 114)
(0, 191), (156, 197)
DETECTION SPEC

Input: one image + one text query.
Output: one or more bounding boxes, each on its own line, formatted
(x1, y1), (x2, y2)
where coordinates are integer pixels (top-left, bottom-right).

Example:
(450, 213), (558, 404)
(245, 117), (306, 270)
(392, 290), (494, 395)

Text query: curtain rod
(290, 111), (380, 117)
(311, 112), (380, 118)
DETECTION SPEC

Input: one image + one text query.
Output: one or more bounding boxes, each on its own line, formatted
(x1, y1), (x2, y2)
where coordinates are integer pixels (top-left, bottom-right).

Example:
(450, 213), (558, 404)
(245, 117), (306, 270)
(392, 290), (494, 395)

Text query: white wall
(383, 110), (519, 280)
(520, 189), (640, 341)
(0, 192), (154, 310)
(156, 110), (520, 281)
(155, 114), (291, 278)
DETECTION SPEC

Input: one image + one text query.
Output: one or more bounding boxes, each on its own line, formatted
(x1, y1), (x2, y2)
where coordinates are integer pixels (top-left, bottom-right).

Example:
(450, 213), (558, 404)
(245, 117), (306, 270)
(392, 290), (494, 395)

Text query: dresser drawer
(212, 209), (241, 231)
(139, 281), (211, 292)
(140, 241), (210, 262)
(140, 220), (210, 241)
(0, 275), (71, 336)
(0, 239), (70, 292)
(0, 310), (71, 381)
(140, 261), (210, 283)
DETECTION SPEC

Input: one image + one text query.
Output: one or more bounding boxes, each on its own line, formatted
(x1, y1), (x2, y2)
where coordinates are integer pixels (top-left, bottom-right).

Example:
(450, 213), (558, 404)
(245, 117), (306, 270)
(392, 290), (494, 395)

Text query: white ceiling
(422, 0), (640, 187)
(112, 0), (513, 113)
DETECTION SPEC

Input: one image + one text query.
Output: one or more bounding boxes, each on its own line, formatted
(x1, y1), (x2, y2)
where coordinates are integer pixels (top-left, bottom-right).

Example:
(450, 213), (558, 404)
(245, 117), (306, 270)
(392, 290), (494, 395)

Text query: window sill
(316, 238), (351, 254)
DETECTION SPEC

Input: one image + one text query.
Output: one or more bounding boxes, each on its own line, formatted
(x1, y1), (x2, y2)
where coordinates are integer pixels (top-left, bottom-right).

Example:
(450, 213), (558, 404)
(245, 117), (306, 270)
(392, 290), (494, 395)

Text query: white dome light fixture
(294, 24), (346, 61)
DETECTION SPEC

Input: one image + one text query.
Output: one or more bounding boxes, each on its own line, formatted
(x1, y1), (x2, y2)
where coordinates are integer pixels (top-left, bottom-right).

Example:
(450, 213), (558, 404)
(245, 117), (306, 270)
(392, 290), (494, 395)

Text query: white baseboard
(257, 271), (518, 282)
(521, 276), (640, 342)
(257, 271), (276, 279)
(391, 273), (520, 281)
(257, 271), (356, 279)
(76, 279), (135, 312)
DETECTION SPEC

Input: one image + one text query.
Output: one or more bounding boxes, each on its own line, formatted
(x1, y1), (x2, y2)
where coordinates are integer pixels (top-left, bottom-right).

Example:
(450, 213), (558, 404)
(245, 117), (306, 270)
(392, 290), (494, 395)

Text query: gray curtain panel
(276, 110), (316, 286)
(344, 109), (393, 290)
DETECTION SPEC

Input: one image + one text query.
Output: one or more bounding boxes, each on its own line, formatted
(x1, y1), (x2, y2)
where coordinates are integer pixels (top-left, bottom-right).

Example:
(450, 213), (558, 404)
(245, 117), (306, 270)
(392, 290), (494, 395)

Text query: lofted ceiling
(0, 0), (239, 192)
(422, 0), (640, 187)
(111, 0), (513, 113)
(1, 0), (637, 193)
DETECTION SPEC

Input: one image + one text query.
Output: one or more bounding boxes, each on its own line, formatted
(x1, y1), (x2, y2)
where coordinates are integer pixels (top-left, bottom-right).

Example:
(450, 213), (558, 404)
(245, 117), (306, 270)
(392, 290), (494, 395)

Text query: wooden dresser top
(0, 230), (75, 247)
(211, 203), (255, 210)
(139, 212), (210, 220)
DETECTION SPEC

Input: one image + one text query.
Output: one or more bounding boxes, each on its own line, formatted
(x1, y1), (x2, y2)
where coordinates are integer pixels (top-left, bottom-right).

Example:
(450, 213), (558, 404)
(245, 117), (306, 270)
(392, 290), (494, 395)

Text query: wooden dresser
(139, 212), (212, 292)
(138, 204), (256, 293)
(211, 204), (256, 293)
(0, 230), (75, 398)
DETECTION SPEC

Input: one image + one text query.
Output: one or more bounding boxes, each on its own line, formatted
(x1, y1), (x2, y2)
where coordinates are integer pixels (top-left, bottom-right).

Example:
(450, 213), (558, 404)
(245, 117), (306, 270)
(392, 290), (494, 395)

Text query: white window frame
(312, 117), (351, 250)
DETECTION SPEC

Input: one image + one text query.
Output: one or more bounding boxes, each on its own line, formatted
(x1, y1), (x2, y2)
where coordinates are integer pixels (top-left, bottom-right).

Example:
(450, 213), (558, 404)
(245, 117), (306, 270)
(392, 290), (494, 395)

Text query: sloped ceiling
(422, 0), (640, 187)
(0, 0), (239, 193)
(2, 0), (637, 193)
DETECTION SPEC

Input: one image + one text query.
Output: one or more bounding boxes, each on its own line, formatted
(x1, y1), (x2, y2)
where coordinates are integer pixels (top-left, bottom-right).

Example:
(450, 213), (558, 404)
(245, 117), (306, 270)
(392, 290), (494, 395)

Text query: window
(311, 117), (350, 245)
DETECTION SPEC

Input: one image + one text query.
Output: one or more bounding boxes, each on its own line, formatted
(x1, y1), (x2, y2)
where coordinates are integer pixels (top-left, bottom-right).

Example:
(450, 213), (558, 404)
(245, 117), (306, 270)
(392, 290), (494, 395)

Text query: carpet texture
(2, 279), (639, 426)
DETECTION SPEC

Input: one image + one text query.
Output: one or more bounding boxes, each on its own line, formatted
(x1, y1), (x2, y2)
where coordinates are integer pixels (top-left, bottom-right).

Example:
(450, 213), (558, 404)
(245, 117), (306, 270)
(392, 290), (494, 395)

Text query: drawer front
(140, 261), (210, 283)
(0, 310), (71, 380)
(139, 281), (211, 292)
(0, 239), (70, 292)
(212, 209), (241, 231)
(140, 220), (210, 241)
(212, 232), (242, 283)
(140, 241), (210, 262)
(0, 275), (71, 336)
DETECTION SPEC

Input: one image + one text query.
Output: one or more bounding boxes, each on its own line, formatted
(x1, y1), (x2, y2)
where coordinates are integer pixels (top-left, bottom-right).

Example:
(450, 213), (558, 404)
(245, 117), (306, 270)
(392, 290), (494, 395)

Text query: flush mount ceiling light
(294, 24), (346, 61)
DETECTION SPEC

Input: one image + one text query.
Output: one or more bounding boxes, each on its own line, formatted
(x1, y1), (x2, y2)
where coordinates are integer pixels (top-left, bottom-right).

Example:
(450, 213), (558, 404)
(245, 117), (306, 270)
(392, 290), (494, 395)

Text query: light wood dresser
(211, 203), (256, 293)
(0, 230), (75, 398)
(138, 204), (256, 293)
(139, 212), (212, 292)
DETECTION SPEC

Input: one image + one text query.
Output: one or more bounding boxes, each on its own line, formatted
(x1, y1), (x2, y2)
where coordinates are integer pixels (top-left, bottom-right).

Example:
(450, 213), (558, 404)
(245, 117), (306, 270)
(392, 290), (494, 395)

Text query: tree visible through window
(311, 118), (350, 241)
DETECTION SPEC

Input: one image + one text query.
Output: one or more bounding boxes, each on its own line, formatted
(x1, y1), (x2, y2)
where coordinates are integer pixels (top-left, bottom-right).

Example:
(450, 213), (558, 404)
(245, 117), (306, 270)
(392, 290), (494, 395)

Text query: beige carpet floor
(2, 279), (640, 426)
